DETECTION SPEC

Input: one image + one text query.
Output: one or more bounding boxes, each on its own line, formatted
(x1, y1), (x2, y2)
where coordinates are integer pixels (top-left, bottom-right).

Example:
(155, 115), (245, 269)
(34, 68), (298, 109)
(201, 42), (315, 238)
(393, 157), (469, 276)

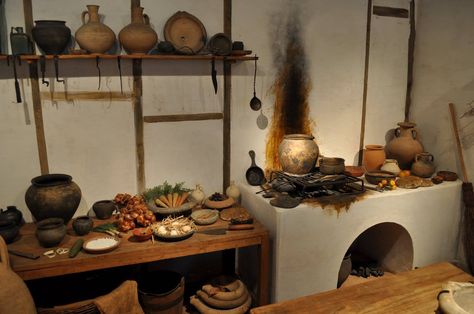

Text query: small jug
(411, 152), (435, 178)
(381, 159), (401, 176)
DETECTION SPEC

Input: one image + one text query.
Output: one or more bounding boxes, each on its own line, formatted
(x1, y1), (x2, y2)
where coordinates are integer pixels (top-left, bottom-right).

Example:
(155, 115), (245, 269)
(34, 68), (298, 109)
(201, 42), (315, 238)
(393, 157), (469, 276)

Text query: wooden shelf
(0, 54), (257, 62)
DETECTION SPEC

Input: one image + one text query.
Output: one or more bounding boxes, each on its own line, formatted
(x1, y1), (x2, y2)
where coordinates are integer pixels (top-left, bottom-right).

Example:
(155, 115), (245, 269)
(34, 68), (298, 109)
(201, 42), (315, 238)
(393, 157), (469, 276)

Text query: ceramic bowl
(92, 200), (117, 220)
(344, 166), (366, 177)
(365, 170), (396, 185)
(204, 197), (235, 210)
(191, 209), (219, 225)
(132, 228), (153, 242)
(320, 157), (345, 175)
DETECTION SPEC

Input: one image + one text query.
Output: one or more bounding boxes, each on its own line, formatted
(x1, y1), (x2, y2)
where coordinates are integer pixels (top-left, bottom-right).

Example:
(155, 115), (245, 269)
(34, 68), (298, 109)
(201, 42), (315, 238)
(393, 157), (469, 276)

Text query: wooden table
(7, 218), (270, 306)
(251, 262), (473, 313)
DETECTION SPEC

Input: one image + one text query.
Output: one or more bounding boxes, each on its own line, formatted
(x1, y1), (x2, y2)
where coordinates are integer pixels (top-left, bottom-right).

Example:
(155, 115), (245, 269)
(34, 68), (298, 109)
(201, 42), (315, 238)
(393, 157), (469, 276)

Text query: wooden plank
(143, 113), (223, 123)
(223, 0), (232, 192)
(22, 0), (35, 49)
(404, 0), (415, 122)
(373, 5), (409, 18)
(8, 218), (268, 281)
(132, 58), (145, 193)
(251, 263), (473, 314)
(258, 233), (270, 306)
(0, 54), (258, 61)
(357, 0), (373, 166)
(40, 91), (133, 102)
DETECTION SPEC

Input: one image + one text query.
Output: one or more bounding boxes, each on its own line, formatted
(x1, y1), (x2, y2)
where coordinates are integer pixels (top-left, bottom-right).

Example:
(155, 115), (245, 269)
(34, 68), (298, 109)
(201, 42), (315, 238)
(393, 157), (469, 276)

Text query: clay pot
(75, 5), (116, 54)
(119, 7), (158, 54)
(32, 20), (71, 54)
(381, 159), (401, 176)
(0, 206), (23, 226)
(337, 254), (352, 288)
(72, 216), (93, 236)
(362, 145), (386, 171)
(320, 157), (345, 175)
(278, 134), (319, 175)
(0, 220), (20, 244)
(35, 218), (67, 248)
(92, 200), (116, 219)
(411, 152), (435, 178)
(386, 122), (424, 170)
(0, 237), (37, 314)
(25, 174), (82, 224)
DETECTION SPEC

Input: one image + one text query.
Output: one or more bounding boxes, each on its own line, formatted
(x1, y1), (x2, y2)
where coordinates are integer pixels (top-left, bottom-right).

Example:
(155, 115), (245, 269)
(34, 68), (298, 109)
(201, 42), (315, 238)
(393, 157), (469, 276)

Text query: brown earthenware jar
(35, 218), (67, 248)
(72, 216), (93, 236)
(75, 5), (116, 54)
(411, 152), (435, 178)
(386, 122), (424, 170)
(278, 134), (319, 175)
(32, 20), (71, 54)
(119, 6), (158, 54)
(362, 145), (386, 171)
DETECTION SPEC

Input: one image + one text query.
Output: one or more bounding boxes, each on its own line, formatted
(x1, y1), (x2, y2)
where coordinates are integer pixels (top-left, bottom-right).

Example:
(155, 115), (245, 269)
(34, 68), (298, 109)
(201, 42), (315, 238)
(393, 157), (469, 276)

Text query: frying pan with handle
(246, 150), (266, 186)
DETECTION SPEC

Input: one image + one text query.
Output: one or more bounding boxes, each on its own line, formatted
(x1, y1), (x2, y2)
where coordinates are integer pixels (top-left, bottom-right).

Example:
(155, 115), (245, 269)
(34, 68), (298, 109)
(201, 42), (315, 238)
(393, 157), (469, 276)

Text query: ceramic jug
(381, 159), (401, 175)
(226, 181), (241, 202)
(190, 184), (205, 204)
(75, 5), (115, 54)
(362, 145), (386, 171)
(411, 152), (435, 178)
(119, 6), (157, 54)
(386, 122), (424, 170)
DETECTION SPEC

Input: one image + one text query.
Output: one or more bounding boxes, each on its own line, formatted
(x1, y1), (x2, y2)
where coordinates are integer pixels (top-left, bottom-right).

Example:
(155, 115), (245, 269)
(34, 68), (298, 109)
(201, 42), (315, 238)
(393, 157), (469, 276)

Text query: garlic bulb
(190, 184), (205, 204)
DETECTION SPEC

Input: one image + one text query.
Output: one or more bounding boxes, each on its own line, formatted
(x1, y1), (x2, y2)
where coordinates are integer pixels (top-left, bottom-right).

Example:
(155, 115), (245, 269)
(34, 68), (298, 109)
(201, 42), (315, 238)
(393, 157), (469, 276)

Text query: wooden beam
(404, 0), (416, 122)
(357, 0), (373, 166)
(132, 59), (145, 193)
(40, 91), (133, 102)
(223, 0), (232, 192)
(373, 6), (409, 18)
(144, 113), (223, 123)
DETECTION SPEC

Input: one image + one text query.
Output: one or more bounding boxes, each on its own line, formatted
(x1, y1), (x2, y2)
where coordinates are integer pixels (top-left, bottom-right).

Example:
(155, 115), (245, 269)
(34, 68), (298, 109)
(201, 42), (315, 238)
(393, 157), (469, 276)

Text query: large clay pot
(35, 218), (67, 248)
(0, 237), (36, 314)
(75, 5), (116, 54)
(119, 6), (158, 54)
(411, 152), (435, 178)
(32, 20), (71, 54)
(278, 134), (319, 175)
(25, 174), (81, 223)
(362, 144), (386, 171)
(72, 216), (93, 236)
(386, 122), (424, 170)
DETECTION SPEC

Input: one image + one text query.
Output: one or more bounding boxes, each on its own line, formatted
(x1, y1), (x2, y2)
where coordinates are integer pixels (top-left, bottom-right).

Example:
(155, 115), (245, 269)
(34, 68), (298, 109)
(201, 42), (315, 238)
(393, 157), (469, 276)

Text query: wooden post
(23, 0), (49, 174)
(133, 59), (145, 192)
(357, 0), (373, 166)
(404, 0), (416, 122)
(223, 0), (232, 192)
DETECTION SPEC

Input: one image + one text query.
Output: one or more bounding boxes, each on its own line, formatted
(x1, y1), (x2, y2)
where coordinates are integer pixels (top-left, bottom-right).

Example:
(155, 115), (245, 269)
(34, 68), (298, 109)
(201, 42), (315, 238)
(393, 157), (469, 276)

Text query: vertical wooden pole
(133, 59), (145, 192)
(404, 0), (416, 122)
(357, 0), (373, 166)
(223, 0), (232, 192)
(23, 0), (49, 174)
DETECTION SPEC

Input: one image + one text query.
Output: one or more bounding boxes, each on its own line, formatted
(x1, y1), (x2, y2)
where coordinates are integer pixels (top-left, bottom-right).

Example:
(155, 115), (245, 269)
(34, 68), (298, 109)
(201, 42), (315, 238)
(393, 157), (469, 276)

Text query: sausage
(202, 280), (246, 301)
(190, 294), (251, 314)
(196, 288), (249, 309)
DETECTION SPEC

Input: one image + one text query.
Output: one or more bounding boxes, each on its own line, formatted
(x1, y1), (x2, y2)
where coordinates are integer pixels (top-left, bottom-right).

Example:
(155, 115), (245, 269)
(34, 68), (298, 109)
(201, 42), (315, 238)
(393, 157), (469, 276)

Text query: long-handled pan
(246, 150), (266, 186)
(449, 102), (474, 273)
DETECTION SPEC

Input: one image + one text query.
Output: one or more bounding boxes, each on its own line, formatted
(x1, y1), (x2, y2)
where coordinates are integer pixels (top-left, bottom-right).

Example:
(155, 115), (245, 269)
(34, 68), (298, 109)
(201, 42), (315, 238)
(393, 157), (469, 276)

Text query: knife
(8, 249), (40, 260)
(198, 228), (227, 235)
(211, 58), (217, 94)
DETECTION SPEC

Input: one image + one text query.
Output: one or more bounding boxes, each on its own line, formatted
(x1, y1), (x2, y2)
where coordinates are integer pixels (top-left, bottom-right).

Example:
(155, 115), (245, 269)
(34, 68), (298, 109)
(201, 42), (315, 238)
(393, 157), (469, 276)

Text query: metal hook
(39, 55), (49, 87)
(96, 56), (101, 90)
(117, 56), (123, 95)
(53, 55), (64, 83)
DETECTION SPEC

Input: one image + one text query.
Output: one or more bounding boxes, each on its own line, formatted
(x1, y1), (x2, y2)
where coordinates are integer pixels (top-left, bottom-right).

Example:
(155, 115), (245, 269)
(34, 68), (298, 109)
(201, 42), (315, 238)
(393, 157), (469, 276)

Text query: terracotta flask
(362, 144), (386, 171)
(119, 6), (158, 54)
(411, 152), (435, 178)
(386, 122), (424, 170)
(75, 5), (116, 54)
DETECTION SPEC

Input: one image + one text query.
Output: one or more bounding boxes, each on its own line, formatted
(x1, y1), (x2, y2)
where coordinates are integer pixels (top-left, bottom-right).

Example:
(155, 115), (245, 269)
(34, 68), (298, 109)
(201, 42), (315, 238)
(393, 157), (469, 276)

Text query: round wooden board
(164, 11), (207, 54)
(220, 207), (251, 222)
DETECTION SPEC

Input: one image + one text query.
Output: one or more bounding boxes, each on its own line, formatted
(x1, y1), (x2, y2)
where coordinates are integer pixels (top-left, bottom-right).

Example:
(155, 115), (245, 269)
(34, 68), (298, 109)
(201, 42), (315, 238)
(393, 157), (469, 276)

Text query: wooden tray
(164, 11), (207, 54)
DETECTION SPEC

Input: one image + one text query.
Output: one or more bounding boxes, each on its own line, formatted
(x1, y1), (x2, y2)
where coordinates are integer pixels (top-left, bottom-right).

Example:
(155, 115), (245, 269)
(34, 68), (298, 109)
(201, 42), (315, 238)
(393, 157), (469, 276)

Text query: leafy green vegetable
(142, 181), (190, 202)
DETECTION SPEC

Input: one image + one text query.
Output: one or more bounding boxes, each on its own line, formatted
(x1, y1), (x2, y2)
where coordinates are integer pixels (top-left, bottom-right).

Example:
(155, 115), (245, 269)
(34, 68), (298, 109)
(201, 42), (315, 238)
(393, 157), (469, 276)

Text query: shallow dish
(83, 236), (120, 254)
(154, 229), (195, 242)
(204, 197), (235, 210)
(132, 228), (153, 242)
(396, 176), (423, 189)
(365, 170), (396, 185)
(164, 11), (206, 54)
(191, 209), (219, 225)
(344, 166), (365, 177)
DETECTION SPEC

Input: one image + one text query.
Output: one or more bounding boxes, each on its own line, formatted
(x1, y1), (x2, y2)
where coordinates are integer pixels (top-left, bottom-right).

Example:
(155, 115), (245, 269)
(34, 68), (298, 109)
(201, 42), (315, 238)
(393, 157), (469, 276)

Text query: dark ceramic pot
(0, 220), (20, 244)
(72, 216), (93, 236)
(35, 218), (66, 248)
(32, 20), (71, 55)
(25, 174), (81, 224)
(278, 134), (319, 175)
(92, 200), (116, 220)
(0, 206), (23, 226)
(337, 254), (352, 288)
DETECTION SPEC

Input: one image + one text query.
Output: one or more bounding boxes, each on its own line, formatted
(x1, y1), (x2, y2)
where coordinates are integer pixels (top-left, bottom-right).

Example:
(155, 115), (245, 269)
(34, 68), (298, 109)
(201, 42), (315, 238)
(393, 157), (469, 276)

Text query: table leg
(258, 233), (270, 305)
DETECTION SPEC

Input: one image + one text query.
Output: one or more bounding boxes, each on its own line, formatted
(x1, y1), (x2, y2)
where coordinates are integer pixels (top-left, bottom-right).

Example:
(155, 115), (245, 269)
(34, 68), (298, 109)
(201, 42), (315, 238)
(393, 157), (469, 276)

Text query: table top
(250, 262), (473, 314)
(7, 217), (268, 281)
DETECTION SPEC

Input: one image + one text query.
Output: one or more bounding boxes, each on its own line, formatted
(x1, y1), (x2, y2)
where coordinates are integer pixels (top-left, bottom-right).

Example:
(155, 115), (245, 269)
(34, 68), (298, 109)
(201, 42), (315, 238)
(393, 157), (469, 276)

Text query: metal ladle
(250, 55), (261, 111)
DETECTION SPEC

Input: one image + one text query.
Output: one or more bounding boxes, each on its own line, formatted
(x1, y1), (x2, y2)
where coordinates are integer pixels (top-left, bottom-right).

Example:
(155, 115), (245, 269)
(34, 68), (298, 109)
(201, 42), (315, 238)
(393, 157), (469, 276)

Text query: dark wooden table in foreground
(8, 218), (270, 306)
(251, 262), (473, 313)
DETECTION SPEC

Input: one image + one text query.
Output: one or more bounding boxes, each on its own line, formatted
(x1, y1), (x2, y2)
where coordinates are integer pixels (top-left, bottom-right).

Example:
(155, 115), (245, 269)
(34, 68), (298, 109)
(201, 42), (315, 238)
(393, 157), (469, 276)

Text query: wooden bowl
(344, 166), (366, 177)
(132, 228), (153, 242)
(365, 170), (396, 185)
(204, 197), (235, 210)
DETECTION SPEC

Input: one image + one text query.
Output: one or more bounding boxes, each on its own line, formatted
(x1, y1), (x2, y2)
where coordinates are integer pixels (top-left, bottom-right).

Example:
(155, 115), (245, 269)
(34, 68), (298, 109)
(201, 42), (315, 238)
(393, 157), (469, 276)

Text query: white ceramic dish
(83, 236), (120, 254)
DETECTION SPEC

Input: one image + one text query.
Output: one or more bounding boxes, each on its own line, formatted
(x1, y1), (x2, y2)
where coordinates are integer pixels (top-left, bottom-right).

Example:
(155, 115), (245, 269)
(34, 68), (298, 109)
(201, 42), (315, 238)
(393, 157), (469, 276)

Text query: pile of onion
(114, 193), (156, 232)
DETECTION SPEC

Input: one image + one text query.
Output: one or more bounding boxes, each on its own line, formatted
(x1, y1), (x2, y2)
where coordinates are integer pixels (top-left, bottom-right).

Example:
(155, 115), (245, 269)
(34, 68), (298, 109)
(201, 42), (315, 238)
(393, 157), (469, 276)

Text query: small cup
(72, 216), (93, 236)
(92, 200), (117, 220)
(35, 218), (66, 248)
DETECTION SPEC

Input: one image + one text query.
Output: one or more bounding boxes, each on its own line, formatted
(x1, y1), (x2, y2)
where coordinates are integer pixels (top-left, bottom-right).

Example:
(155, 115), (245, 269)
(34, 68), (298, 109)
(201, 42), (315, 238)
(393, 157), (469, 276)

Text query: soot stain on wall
(265, 4), (314, 173)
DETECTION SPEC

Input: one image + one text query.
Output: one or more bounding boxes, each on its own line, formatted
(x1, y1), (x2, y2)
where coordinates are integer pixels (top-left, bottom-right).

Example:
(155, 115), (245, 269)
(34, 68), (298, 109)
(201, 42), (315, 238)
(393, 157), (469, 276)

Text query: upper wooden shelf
(0, 54), (257, 61)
